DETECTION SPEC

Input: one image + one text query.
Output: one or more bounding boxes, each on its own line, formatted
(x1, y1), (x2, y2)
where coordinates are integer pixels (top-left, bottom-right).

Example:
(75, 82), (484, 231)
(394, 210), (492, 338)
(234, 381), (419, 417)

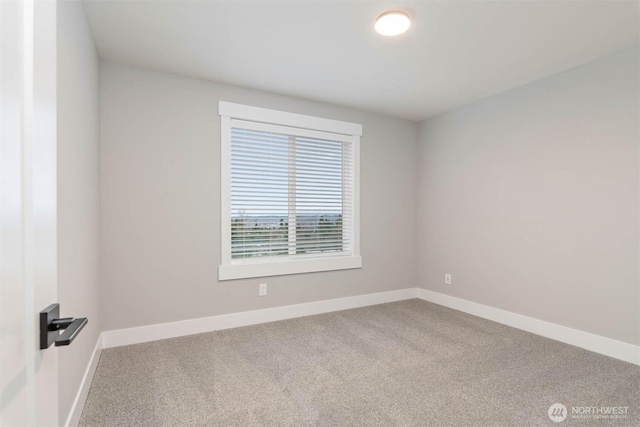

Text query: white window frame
(219, 101), (362, 280)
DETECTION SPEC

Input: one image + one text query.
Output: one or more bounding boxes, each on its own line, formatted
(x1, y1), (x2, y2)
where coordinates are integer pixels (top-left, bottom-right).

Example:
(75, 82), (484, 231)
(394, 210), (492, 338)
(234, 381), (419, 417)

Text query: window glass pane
(295, 137), (344, 254)
(230, 128), (289, 259)
(230, 126), (349, 260)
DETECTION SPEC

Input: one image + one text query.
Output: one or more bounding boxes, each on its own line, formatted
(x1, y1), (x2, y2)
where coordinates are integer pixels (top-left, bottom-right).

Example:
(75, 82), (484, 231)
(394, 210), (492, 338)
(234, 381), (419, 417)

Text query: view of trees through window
(231, 213), (343, 258)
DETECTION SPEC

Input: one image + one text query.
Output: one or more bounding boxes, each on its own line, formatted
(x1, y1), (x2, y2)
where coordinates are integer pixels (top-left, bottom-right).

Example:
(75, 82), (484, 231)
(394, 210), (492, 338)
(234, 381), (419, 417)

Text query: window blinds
(229, 119), (354, 261)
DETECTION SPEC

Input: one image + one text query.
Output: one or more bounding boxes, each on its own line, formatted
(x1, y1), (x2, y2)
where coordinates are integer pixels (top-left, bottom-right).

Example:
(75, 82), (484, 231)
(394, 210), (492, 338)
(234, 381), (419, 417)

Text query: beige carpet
(79, 299), (640, 426)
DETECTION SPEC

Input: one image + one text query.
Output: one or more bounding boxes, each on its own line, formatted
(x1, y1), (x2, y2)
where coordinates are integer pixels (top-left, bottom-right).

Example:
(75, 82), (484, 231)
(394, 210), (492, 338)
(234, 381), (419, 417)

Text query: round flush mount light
(375, 11), (411, 36)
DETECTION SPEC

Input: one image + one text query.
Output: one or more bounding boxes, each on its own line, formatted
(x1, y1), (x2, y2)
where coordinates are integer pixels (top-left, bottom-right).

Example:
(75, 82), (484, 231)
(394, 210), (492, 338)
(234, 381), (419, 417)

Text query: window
(219, 102), (361, 280)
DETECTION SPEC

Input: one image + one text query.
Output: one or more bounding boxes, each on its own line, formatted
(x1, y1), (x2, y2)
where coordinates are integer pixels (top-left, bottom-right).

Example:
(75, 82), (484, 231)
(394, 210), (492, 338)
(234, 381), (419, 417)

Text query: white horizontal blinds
(230, 126), (288, 259)
(295, 135), (352, 256)
(230, 120), (352, 261)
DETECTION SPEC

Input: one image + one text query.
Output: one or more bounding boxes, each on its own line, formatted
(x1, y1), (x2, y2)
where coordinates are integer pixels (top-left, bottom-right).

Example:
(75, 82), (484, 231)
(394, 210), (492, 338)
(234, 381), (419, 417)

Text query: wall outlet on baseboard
(445, 274), (452, 285)
(259, 283), (267, 296)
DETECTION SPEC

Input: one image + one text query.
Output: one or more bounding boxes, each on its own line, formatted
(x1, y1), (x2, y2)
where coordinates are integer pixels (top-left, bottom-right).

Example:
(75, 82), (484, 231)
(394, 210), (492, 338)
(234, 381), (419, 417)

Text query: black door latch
(40, 303), (88, 349)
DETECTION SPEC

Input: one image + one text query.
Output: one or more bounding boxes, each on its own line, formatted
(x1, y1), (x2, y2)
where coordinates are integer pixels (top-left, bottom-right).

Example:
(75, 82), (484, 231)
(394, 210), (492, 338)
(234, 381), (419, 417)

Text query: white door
(1, 0), (59, 425)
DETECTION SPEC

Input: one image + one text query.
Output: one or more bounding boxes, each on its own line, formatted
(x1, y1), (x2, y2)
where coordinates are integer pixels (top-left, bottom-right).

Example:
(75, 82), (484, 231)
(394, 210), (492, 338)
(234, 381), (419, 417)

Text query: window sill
(219, 256), (362, 281)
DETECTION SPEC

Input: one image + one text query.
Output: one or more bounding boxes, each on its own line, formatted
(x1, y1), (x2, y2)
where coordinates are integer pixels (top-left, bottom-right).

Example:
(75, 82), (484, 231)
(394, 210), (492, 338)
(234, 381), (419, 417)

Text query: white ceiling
(83, 1), (639, 121)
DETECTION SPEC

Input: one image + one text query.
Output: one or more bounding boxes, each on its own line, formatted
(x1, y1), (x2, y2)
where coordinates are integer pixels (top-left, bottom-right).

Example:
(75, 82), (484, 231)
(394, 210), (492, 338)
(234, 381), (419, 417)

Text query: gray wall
(57, 1), (101, 425)
(100, 63), (418, 332)
(417, 47), (639, 345)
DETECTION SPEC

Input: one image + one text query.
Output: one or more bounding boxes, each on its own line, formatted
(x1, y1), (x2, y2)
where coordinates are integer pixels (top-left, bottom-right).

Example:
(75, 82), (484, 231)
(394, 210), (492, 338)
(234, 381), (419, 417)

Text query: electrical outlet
(259, 283), (267, 296)
(445, 274), (452, 285)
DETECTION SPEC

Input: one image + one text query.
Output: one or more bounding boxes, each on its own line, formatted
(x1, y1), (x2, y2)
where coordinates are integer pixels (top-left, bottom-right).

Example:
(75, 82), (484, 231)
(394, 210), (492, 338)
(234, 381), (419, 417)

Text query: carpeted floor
(79, 299), (640, 426)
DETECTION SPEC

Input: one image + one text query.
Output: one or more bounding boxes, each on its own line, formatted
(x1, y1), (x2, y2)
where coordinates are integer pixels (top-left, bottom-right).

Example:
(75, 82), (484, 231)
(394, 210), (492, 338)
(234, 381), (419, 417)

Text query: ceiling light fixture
(375, 11), (411, 36)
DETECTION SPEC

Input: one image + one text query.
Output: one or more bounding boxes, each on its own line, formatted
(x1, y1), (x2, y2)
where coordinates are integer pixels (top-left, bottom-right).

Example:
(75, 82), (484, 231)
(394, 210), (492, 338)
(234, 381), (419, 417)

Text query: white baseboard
(100, 286), (640, 363)
(417, 288), (640, 366)
(102, 288), (418, 349)
(64, 333), (103, 427)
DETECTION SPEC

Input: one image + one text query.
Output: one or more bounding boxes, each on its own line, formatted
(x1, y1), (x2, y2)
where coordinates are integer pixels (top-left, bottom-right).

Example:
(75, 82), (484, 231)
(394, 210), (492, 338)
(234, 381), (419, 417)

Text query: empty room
(1, 0), (639, 426)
